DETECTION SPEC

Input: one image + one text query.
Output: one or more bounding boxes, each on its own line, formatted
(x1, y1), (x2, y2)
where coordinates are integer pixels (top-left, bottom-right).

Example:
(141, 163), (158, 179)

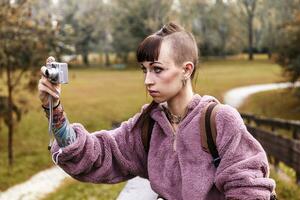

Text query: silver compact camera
(45, 62), (69, 84)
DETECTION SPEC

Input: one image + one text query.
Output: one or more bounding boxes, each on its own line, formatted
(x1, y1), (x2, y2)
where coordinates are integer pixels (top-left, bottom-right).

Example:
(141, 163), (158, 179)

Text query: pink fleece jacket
(51, 94), (275, 199)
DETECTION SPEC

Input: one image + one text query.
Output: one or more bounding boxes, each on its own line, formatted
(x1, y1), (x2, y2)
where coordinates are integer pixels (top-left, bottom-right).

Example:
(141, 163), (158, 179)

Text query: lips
(148, 90), (159, 96)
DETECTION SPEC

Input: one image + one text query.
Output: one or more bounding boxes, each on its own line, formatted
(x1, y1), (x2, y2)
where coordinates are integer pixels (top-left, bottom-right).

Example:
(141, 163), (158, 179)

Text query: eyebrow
(150, 61), (162, 65)
(140, 62), (163, 68)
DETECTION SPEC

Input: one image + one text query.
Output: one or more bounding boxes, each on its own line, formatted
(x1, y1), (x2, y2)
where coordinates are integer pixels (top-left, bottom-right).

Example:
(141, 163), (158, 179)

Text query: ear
(182, 61), (194, 79)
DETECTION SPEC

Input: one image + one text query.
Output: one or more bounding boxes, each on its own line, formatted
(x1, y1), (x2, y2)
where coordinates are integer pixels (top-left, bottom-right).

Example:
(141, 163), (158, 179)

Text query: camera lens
(45, 68), (58, 80)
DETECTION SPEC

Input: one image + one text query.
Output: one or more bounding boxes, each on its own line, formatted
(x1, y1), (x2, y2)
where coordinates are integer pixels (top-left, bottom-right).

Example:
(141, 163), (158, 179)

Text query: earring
(182, 77), (187, 87)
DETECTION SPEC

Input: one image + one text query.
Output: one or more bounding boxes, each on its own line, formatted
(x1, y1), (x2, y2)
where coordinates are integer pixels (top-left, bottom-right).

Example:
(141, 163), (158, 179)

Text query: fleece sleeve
(213, 105), (276, 200)
(50, 107), (148, 184)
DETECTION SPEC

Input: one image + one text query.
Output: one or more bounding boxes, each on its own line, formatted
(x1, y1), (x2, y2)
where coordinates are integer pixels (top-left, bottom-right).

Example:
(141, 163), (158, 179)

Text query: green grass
(239, 87), (300, 140)
(42, 179), (126, 200)
(195, 59), (284, 100)
(270, 168), (300, 200)
(239, 87), (300, 120)
(1, 57), (295, 199)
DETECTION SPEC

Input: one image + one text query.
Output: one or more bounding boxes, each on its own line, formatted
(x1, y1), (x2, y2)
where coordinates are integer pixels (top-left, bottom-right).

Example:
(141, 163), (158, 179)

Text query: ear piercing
(182, 77), (188, 87)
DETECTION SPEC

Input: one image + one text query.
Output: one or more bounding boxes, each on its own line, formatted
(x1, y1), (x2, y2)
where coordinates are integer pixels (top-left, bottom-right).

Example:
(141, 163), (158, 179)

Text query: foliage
(177, 0), (246, 57)
(200, 1), (243, 56)
(0, 0), (61, 93)
(5, 0), (294, 65)
(275, 13), (300, 84)
(0, 0), (59, 165)
(52, 0), (111, 65)
(110, 0), (173, 63)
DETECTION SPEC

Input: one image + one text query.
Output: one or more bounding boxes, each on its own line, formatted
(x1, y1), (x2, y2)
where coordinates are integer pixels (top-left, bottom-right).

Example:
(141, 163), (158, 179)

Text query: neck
(166, 82), (194, 117)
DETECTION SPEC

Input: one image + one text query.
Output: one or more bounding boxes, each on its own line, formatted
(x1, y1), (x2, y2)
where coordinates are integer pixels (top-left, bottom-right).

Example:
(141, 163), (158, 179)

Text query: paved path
(0, 166), (70, 200)
(224, 82), (300, 108)
(116, 177), (158, 200)
(0, 81), (299, 200)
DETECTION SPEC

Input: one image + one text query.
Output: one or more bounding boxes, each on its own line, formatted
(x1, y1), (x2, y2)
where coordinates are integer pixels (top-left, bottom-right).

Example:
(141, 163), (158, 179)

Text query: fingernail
(47, 56), (55, 63)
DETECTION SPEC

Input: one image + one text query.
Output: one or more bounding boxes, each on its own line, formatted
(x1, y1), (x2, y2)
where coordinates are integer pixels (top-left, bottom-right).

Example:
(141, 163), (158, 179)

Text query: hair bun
(157, 22), (183, 36)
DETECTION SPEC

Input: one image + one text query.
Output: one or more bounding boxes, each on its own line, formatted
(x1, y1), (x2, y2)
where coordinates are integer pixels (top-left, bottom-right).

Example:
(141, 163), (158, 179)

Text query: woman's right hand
(38, 56), (61, 108)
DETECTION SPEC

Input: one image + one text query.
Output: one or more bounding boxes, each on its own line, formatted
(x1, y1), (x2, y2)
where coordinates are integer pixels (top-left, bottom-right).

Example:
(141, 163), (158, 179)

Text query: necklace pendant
(171, 115), (182, 124)
(162, 106), (187, 125)
(173, 119), (181, 124)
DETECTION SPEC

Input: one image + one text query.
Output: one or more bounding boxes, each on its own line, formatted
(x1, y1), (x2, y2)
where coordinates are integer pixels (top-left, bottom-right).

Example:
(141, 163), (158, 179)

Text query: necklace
(163, 106), (189, 124)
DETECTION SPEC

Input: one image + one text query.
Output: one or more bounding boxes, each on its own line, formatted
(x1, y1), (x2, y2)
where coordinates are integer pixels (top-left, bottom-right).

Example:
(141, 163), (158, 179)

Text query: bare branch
(11, 68), (27, 90)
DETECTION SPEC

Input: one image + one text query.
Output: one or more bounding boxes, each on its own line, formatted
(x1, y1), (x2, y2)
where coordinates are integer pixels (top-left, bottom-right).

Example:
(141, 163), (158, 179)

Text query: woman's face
(140, 41), (184, 103)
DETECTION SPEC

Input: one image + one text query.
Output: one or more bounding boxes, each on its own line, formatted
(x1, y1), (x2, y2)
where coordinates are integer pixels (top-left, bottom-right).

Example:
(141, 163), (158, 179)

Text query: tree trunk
(219, 31), (227, 58)
(82, 52), (89, 66)
(122, 53), (128, 64)
(6, 63), (14, 167)
(248, 15), (254, 61)
(268, 50), (272, 60)
(105, 51), (110, 67)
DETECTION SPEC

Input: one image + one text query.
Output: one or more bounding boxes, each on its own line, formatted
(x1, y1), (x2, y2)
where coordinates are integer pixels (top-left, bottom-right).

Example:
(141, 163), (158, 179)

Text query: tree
(53, 0), (110, 66)
(180, 0), (244, 57)
(275, 13), (300, 87)
(257, 4), (276, 59)
(258, 0), (300, 59)
(110, 0), (173, 64)
(239, 0), (258, 60)
(0, 0), (54, 166)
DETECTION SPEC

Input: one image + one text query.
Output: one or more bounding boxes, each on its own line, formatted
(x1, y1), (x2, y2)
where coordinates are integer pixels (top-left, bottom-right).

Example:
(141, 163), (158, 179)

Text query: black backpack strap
(205, 103), (221, 168)
(141, 117), (155, 154)
(200, 101), (222, 168)
(146, 117), (155, 154)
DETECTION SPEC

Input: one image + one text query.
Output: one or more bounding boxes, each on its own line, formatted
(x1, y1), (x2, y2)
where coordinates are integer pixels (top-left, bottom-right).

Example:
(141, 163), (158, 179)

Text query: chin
(152, 96), (167, 104)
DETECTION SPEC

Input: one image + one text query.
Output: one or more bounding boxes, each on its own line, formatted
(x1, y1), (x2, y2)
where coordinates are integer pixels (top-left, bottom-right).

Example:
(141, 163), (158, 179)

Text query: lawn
(239, 87), (300, 120)
(2, 57), (298, 199)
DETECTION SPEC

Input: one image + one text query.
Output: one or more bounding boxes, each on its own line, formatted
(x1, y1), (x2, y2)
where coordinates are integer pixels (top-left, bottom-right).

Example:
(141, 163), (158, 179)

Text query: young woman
(38, 22), (276, 199)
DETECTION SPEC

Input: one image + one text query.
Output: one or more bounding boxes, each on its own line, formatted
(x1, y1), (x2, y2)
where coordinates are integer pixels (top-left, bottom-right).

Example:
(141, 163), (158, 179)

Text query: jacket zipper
(168, 123), (178, 151)
(161, 111), (178, 152)
(173, 131), (177, 151)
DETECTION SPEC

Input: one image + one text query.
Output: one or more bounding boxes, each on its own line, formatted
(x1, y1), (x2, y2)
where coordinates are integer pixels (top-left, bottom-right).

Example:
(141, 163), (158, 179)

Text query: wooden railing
(241, 113), (300, 184)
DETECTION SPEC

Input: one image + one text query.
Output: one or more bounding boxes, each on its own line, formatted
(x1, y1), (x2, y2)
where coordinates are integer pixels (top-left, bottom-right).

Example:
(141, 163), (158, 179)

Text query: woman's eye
(141, 67), (147, 73)
(153, 67), (163, 73)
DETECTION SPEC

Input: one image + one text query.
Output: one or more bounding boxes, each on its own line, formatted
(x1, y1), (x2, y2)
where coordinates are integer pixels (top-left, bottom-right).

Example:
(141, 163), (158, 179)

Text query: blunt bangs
(136, 35), (162, 63)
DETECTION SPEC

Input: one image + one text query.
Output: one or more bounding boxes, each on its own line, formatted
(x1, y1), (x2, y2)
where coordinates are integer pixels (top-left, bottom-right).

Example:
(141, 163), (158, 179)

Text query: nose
(144, 71), (154, 86)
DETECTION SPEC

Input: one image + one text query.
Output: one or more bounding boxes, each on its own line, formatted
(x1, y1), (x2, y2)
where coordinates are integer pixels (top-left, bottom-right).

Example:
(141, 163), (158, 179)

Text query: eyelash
(140, 66), (163, 74)
(153, 66), (163, 73)
(141, 67), (147, 73)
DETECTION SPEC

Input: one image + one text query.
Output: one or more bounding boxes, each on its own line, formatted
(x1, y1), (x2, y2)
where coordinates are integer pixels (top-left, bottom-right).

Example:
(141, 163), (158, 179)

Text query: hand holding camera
(38, 56), (68, 108)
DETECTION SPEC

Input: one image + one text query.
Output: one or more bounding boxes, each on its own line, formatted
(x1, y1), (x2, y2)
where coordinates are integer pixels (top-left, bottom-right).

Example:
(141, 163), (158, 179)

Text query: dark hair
(136, 22), (198, 79)
(135, 22), (199, 141)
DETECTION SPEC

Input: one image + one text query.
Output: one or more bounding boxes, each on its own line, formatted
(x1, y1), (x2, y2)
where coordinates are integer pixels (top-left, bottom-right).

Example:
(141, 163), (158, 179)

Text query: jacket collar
(149, 94), (219, 134)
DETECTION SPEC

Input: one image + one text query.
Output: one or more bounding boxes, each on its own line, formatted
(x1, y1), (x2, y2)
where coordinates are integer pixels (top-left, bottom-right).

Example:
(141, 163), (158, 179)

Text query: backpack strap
(143, 100), (222, 167)
(200, 101), (222, 168)
(142, 117), (155, 154)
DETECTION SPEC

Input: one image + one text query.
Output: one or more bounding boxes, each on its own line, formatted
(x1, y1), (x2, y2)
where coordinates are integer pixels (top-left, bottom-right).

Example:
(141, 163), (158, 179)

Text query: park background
(0, 0), (300, 199)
